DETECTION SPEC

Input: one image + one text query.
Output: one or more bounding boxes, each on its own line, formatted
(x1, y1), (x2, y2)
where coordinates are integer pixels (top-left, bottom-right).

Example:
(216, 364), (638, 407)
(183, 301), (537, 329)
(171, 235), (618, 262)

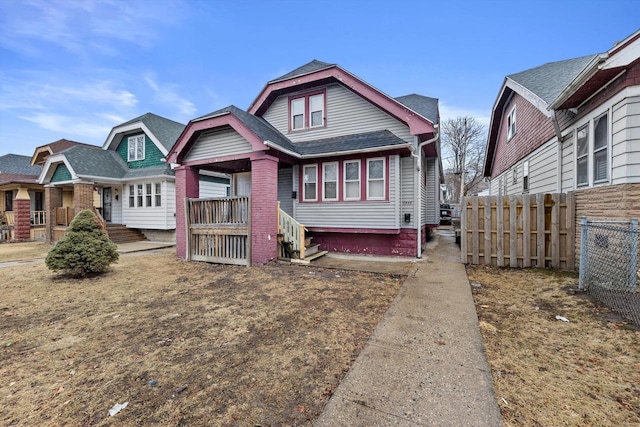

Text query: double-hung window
(322, 162), (338, 201)
(145, 184), (152, 207)
(576, 124), (589, 186)
(303, 164), (318, 201)
(344, 160), (360, 200)
(129, 185), (135, 208)
(507, 106), (516, 140)
(523, 160), (529, 192)
(155, 183), (162, 207)
(137, 184), (143, 207)
(367, 158), (385, 200)
(128, 135), (145, 161)
(593, 114), (608, 182)
(289, 91), (325, 130)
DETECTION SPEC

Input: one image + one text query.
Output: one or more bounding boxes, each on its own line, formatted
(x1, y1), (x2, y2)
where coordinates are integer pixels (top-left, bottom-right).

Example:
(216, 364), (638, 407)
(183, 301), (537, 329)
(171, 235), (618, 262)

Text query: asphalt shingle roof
(269, 60), (335, 83)
(395, 94), (439, 124)
(117, 113), (185, 151)
(294, 130), (409, 156)
(0, 154), (42, 175)
(123, 165), (174, 179)
(507, 55), (598, 104)
(62, 146), (128, 178)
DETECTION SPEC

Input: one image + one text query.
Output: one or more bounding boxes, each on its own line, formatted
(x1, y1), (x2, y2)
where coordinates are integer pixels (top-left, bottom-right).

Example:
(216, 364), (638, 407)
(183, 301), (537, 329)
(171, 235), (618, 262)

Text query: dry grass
(0, 241), (50, 263)
(468, 265), (640, 427)
(1, 253), (402, 426)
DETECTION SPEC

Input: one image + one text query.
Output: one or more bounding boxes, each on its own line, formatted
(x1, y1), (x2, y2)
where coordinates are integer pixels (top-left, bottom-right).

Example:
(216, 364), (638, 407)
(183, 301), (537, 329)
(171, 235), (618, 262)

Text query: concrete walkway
(315, 228), (502, 426)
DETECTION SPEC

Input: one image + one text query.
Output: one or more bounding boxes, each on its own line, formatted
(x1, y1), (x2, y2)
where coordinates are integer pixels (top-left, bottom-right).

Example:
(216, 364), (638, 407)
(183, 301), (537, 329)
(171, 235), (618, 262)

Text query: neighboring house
(0, 154), (45, 241)
(168, 60), (441, 265)
(38, 113), (230, 243)
(484, 29), (640, 220)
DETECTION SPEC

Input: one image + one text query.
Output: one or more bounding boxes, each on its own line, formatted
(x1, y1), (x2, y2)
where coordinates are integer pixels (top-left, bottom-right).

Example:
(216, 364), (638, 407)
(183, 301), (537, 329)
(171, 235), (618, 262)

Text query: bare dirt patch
(0, 253), (403, 426)
(468, 265), (640, 427)
(0, 241), (50, 263)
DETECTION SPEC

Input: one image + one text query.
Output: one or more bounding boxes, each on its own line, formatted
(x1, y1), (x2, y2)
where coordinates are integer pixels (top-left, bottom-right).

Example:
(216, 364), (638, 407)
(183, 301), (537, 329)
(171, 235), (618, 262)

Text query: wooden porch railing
(277, 202), (307, 259)
(31, 210), (46, 226)
(56, 207), (74, 226)
(4, 211), (14, 226)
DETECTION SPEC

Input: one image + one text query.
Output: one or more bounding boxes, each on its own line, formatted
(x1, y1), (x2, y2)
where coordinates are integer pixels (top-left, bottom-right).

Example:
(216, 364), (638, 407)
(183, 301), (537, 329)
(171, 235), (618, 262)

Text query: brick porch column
(45, 186), (63, 244)
(73, 183), (95, 215)
(175, 166), (200, 259)
(13, 188), (31, 241)
(251, 155), (279, 265)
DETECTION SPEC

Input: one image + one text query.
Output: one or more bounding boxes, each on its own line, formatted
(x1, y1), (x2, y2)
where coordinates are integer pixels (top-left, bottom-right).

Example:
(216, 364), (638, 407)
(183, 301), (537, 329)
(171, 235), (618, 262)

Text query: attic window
(128, 135), (145, 161)
(289, 90), (325, 131)
(507, 106), (517, 140)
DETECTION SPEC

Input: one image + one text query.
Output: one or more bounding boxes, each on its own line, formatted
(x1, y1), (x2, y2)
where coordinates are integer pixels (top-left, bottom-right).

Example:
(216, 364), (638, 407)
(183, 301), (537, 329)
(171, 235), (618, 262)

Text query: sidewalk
(315, 228), (503, 426)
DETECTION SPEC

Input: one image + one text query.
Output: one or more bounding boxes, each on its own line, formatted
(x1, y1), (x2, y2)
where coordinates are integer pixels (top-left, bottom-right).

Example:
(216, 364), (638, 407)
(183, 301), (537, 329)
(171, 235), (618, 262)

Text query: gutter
(410, 129), (439, 258)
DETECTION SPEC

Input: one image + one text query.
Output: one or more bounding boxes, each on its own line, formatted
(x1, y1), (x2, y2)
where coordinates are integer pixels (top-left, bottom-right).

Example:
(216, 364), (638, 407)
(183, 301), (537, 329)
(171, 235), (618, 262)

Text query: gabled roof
(31, 139), (96, 165)
(0, 173), (40, 186)
(269, 59), (335, 83)
(248, 61), (436, 136)
(0, 154), (42, 176)
(507, 55), (598, 105)
(103, 112), (185, 154)
(395, 94), (440, 125)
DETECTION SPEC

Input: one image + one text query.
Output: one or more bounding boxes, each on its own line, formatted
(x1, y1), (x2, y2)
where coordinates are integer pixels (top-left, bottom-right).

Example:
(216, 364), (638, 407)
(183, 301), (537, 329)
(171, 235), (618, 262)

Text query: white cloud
(19, 112), (113, 140)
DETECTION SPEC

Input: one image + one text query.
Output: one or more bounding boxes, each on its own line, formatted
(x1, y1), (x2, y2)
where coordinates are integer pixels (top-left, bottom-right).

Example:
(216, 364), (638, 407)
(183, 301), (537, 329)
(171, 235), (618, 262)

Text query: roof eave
(548, 54), (607, 110)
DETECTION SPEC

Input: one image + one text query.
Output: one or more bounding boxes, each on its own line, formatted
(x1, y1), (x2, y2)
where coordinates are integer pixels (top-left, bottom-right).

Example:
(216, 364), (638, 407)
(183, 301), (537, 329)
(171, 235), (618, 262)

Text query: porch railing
(277, 202), (307, 259)
(56, 207), (74, 226)
(31, 210), (46, 226)
(4, 211), (14, 226)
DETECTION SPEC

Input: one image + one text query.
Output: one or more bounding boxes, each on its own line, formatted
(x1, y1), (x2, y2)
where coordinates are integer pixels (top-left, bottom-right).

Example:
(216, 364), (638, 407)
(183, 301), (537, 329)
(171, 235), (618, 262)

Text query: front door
(103, 187), (112, 222)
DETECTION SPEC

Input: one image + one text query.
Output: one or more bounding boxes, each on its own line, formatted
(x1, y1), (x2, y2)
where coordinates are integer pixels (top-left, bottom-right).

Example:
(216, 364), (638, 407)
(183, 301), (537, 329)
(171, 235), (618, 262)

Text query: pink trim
(288, 88), (327, 132)
(167, 113), (267, 164)
(249, 66), (435, 135)
(179, 151), (279, 169)
(308, 227), (400, 234)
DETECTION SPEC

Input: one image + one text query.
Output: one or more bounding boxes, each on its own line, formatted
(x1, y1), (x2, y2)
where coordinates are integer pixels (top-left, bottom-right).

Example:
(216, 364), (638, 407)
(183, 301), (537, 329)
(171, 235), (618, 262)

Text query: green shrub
(46, 210), (119, 277)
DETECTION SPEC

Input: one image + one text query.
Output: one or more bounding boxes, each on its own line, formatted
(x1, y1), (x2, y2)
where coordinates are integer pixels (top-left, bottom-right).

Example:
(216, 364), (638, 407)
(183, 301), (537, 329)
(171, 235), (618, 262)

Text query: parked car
(440, 203), (453, 225)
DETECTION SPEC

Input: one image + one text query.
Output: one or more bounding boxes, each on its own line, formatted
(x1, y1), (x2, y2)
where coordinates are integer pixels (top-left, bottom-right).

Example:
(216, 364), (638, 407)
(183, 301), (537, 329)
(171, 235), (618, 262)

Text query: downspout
(550, 110), (564, 192)
(411, 129), (439, 258)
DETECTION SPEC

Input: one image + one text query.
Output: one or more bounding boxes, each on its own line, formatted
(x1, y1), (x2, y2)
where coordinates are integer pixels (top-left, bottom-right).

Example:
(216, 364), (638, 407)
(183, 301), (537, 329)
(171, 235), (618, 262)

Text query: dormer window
(289, 90), (325, 131)
(507, 106), (516, 140)
(128, 135), (145, 161)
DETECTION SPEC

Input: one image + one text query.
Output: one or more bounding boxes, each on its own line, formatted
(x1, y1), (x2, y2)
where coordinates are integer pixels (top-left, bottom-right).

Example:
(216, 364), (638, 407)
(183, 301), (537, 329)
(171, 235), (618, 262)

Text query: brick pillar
(73, 183), (95, 215)
(45, 186), (63, 244)
(13, 188), (31, 241)
(175, 166), (200, 259)
(251, 155), (279, 265)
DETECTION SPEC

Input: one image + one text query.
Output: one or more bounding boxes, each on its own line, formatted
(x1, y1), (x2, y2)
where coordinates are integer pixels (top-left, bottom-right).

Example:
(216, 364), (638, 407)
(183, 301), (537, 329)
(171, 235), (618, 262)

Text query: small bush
(46, 210), (119, 277)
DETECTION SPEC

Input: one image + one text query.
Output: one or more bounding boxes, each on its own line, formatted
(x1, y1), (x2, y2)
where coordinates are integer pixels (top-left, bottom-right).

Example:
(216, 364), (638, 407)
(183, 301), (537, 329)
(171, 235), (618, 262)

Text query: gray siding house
(169, 60), (442, 265)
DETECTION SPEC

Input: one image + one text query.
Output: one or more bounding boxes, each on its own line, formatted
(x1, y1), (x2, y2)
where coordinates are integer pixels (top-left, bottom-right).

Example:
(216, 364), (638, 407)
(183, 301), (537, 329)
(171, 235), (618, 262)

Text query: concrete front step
(291, 250), (329, 265)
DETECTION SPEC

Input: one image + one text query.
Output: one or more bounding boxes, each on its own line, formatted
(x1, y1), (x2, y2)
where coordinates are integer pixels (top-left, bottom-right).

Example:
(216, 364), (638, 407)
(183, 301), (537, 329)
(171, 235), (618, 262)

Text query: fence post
(630, 218), (638, 292)
(578, 216), (588, 290)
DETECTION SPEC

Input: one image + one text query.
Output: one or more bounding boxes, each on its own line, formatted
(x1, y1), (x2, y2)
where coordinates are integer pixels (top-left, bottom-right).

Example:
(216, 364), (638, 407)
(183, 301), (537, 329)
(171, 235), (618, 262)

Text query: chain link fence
(579, 217), (639, 325)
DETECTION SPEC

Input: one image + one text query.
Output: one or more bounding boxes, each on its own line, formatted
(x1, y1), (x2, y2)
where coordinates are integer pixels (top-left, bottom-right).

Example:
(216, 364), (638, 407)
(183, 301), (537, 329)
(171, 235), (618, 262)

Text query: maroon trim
(307, 227), (401, 234)
(249, 66), (436, 135)
(320, 161), (339, 201)
(300, 163), (319, 202)
(288, 88), (326, 132)
(167, 113), (268, 164)
(179, 151), (278, 169)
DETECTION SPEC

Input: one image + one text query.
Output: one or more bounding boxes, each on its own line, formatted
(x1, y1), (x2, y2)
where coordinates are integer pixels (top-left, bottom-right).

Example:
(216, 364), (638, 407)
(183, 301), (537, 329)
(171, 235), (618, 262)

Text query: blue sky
(0, 0), (638, 157)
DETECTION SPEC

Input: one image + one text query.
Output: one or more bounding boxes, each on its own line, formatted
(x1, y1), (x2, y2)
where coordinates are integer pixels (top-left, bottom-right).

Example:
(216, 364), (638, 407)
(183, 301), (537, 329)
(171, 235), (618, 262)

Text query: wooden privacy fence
(461, 193), (575, 270)
(185, 196), (251, 266)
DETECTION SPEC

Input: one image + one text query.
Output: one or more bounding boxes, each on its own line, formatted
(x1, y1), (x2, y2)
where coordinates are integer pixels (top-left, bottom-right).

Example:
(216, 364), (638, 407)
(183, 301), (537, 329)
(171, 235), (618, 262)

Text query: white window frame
(512, 167), (517, 185)
(322, 162), (338, 201)
(129, 185), (135, 208)
(155, 182), (162, 207)
(343, 160), (361, 201)
(302, 164), (318, 202)
(576, 124), (589, 187)
(128, 135), (145, 162)
(290, 97), (305, 131)
(523, 160), (529, 193)
(507, 106), (516, 140)
(145, 183), (152, 207)
(137, 184), (143, 207)
(309, 93), (325, 128)
(366, 157), (385, 200)
(593, 112), (608, 183)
